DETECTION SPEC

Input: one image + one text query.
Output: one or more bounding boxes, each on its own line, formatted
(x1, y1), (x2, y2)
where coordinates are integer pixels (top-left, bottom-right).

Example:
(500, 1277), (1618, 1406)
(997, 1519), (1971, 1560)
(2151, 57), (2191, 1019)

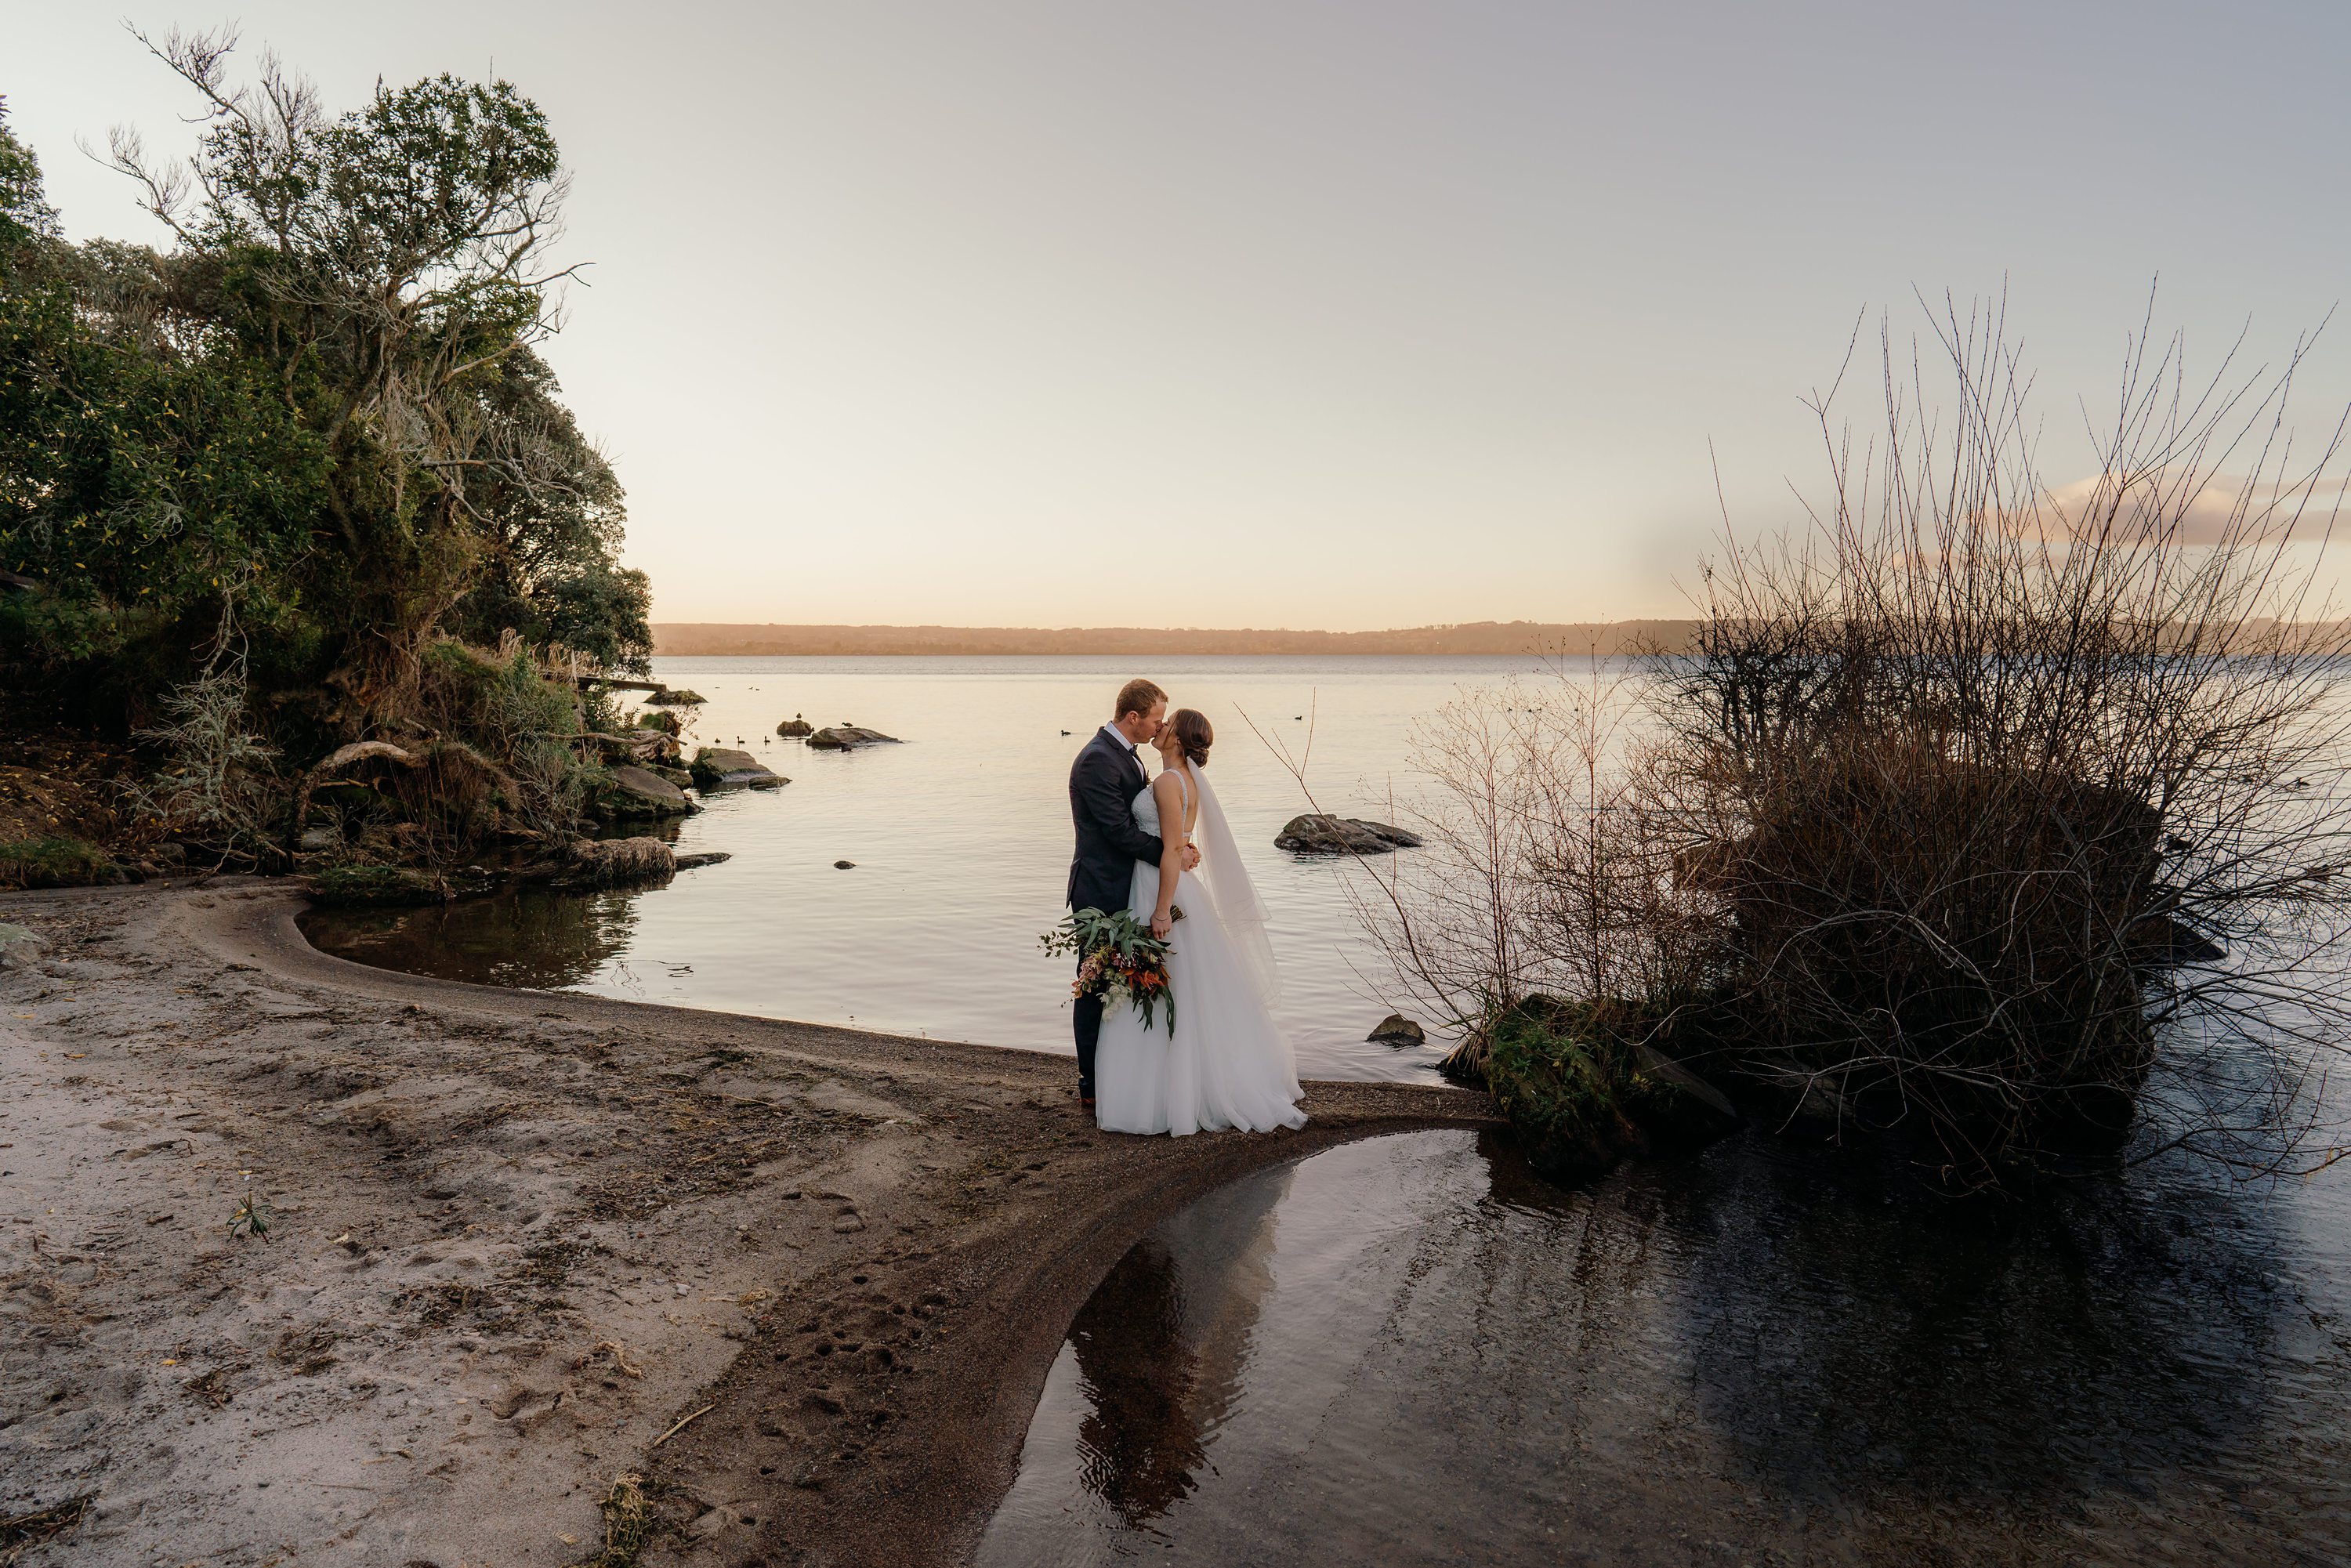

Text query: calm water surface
(979, 1128), (2351, 1566)
(304, 654), (1561, 1080)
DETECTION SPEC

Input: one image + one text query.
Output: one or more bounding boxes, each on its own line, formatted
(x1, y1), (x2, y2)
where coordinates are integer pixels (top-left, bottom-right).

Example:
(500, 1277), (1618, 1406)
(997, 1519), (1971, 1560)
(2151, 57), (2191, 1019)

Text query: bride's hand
(1150, 908), (1173, 940)
(1181, 844), (1201, 871)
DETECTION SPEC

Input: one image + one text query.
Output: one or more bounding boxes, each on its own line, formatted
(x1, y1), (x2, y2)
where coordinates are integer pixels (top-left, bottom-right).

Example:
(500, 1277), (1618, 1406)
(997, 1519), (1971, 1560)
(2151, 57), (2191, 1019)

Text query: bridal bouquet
(1041, 906), (1178, 1033)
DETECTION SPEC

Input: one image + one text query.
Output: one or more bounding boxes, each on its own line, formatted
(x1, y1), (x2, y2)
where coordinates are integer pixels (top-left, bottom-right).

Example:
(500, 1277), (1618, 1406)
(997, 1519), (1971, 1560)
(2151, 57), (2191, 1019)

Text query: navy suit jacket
(1067, 730), (1163, 912)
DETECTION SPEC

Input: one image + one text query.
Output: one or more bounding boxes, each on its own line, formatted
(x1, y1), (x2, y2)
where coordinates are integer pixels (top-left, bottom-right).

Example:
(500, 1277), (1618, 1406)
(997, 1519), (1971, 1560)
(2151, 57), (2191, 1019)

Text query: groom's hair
(1113, 679), (1167, 722)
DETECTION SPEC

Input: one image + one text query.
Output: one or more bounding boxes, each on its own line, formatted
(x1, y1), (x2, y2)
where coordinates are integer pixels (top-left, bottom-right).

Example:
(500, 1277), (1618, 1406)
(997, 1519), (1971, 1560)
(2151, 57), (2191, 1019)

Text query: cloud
(2036, 472), (2349, 547)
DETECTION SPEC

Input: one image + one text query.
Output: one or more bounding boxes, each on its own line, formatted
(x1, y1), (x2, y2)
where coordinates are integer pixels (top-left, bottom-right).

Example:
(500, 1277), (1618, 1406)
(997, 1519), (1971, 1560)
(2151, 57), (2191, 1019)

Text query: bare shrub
(129, 662), (284, 864)
(1260, 664), (1719, 1081)
(1648, 296), (2351, 1186)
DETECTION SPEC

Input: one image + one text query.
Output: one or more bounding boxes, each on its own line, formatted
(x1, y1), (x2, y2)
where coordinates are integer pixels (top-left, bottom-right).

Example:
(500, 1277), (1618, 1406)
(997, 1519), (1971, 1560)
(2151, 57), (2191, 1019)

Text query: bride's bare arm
(1149, 772), (1186, 939)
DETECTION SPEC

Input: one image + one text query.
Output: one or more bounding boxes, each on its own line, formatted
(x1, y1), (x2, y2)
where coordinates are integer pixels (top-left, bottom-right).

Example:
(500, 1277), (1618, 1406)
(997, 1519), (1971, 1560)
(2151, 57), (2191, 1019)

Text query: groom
(1067, 678), (1197, 1108)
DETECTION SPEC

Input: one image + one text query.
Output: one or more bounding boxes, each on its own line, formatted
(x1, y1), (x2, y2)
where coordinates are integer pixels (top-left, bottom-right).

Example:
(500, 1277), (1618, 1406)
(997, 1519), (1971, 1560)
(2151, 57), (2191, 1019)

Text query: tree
(2, 29), (649, 737)
(0, 97), (59, 246)
(1, 33), (655, 864)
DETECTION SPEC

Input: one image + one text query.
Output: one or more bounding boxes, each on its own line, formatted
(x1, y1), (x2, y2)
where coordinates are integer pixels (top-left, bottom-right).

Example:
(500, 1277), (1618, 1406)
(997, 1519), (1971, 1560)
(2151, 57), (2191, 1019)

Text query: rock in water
(1367, 1013), (1426, 1046)
(776, 714), (815, 737)
(1274, 814), (1423, 854)
(689, 747), (789, 790)
(833, 860), (857, 869)
(672, 851), (733, 871)
(595, 765), (695, 819)
(805, 726), (900, 751)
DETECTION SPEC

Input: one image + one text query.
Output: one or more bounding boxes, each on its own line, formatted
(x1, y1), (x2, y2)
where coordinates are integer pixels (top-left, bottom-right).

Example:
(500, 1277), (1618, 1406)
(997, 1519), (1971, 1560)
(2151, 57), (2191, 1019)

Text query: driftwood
(536, 730), (679, 764)
(288, 737), (522, 849)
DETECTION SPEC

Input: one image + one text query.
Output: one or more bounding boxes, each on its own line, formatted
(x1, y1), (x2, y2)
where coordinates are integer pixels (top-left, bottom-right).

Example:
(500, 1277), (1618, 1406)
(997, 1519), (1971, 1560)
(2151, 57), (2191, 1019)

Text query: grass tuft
(0, 835), (121, 890)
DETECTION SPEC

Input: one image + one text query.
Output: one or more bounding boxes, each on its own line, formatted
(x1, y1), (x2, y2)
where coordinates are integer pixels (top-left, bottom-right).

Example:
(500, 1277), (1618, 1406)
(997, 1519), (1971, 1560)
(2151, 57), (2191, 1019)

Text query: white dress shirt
(1099, 723), (1142, 766)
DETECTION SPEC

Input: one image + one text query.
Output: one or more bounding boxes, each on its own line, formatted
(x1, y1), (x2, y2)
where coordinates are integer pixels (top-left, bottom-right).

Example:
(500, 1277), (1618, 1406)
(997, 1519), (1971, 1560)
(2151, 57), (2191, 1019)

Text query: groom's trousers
(1073, 969), (1104, 1101)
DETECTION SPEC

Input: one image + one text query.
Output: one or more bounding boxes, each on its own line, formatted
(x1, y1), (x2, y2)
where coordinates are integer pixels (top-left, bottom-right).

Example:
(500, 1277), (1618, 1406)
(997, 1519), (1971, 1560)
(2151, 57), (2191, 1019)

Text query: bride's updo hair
(1168, 708), (1213, 766)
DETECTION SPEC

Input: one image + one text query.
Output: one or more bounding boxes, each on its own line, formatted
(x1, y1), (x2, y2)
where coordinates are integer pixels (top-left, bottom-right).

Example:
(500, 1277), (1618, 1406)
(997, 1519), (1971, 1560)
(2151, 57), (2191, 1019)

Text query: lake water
(303, 654), (1562, 1082)
(977, 1127), (2351, 1566)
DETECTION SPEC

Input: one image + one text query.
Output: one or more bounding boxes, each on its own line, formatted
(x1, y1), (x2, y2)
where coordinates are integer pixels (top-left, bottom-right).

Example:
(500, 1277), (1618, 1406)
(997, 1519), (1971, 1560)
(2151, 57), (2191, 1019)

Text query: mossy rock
(688, 747), (786, 790)
(0, 836), (125, 890)
(587, 765), (694, 819)
(1480, 995), (1740, 1182)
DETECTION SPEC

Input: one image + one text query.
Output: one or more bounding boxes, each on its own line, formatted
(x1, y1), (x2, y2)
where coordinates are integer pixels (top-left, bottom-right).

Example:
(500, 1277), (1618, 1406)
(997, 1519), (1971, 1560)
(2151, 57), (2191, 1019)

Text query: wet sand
(0, 880), (1498, 1566)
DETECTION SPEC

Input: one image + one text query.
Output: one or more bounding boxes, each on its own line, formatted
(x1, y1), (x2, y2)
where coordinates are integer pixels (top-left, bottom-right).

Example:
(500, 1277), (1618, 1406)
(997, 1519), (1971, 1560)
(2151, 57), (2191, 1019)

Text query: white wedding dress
(1095, 762), (1309, 1136)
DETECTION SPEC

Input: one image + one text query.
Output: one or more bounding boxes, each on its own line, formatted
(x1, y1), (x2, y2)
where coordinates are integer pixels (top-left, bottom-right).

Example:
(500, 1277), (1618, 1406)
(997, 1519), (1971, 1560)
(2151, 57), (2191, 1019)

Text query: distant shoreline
(650, 619), (1697, 657)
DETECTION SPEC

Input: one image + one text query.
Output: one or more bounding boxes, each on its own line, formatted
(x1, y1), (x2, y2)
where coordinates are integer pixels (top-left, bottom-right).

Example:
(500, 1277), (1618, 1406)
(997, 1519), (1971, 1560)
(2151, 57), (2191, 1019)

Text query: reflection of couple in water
(1064, 1161), (1294, 1526)
(1068, 1237), (1208, 1523)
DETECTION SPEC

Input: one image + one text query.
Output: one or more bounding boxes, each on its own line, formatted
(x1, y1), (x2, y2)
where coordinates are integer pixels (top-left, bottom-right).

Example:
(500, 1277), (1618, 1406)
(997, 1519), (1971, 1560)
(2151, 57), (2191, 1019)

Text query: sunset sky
(12, 2), (2351, 629)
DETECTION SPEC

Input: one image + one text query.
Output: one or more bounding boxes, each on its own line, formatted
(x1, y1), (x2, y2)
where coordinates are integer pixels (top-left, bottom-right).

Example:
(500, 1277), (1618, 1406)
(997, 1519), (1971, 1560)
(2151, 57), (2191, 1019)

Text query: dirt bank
(0, 880), (1499, 1566)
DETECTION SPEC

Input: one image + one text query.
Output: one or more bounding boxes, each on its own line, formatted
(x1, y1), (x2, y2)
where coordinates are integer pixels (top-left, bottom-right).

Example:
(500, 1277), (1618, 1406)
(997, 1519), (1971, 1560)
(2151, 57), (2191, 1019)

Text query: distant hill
(650, 620), (1700, 657)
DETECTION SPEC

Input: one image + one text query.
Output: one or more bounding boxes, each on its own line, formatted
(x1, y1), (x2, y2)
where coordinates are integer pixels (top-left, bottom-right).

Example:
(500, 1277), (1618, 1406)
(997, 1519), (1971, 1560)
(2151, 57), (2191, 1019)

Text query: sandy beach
(0, 879), (1497, 1567)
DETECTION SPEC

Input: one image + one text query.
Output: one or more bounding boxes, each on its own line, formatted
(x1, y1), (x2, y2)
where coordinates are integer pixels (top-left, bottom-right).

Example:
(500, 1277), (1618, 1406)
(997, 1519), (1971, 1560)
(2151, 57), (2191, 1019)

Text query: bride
(1095, 709), (1309, 1136)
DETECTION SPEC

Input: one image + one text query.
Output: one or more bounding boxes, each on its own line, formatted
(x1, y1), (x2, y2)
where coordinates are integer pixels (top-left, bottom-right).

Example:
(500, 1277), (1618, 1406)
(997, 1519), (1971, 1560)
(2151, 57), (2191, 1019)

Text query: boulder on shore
(1274, 814), (1423, 854)
(594, 765), (696, 819)
(806, 726), (900, 751)
(776, 714), (815, 737)
(689, 747), (788, 791)
(0, 922), (49, 970)
(1367, 1013), (1426, 1046)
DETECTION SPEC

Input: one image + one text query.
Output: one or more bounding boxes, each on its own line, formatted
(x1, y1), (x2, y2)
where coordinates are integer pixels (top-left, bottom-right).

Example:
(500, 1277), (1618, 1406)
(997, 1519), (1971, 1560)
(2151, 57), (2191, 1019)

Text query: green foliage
(0, 97), (59, 247)
(439, 349), (651, 673)
(0, 242), (331, 684)
(1041, 906), (1179, 1033)
(415, 638), (586, 831)
(1480, 997), (1639, 1164)
(0, 36), (649, 786)
(226, 1191), (275, 1242)
(0, 835), (123, 889)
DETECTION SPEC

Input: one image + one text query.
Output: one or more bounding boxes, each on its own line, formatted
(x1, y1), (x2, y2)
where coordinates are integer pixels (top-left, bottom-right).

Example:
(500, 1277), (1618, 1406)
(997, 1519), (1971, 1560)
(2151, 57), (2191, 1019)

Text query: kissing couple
(1065, 679), (1308, 1137)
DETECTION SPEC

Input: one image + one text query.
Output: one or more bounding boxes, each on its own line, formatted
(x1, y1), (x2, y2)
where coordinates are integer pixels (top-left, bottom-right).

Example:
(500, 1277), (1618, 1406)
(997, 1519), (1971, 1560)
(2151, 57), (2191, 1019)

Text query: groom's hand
(1181, 844), (1201, 871)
